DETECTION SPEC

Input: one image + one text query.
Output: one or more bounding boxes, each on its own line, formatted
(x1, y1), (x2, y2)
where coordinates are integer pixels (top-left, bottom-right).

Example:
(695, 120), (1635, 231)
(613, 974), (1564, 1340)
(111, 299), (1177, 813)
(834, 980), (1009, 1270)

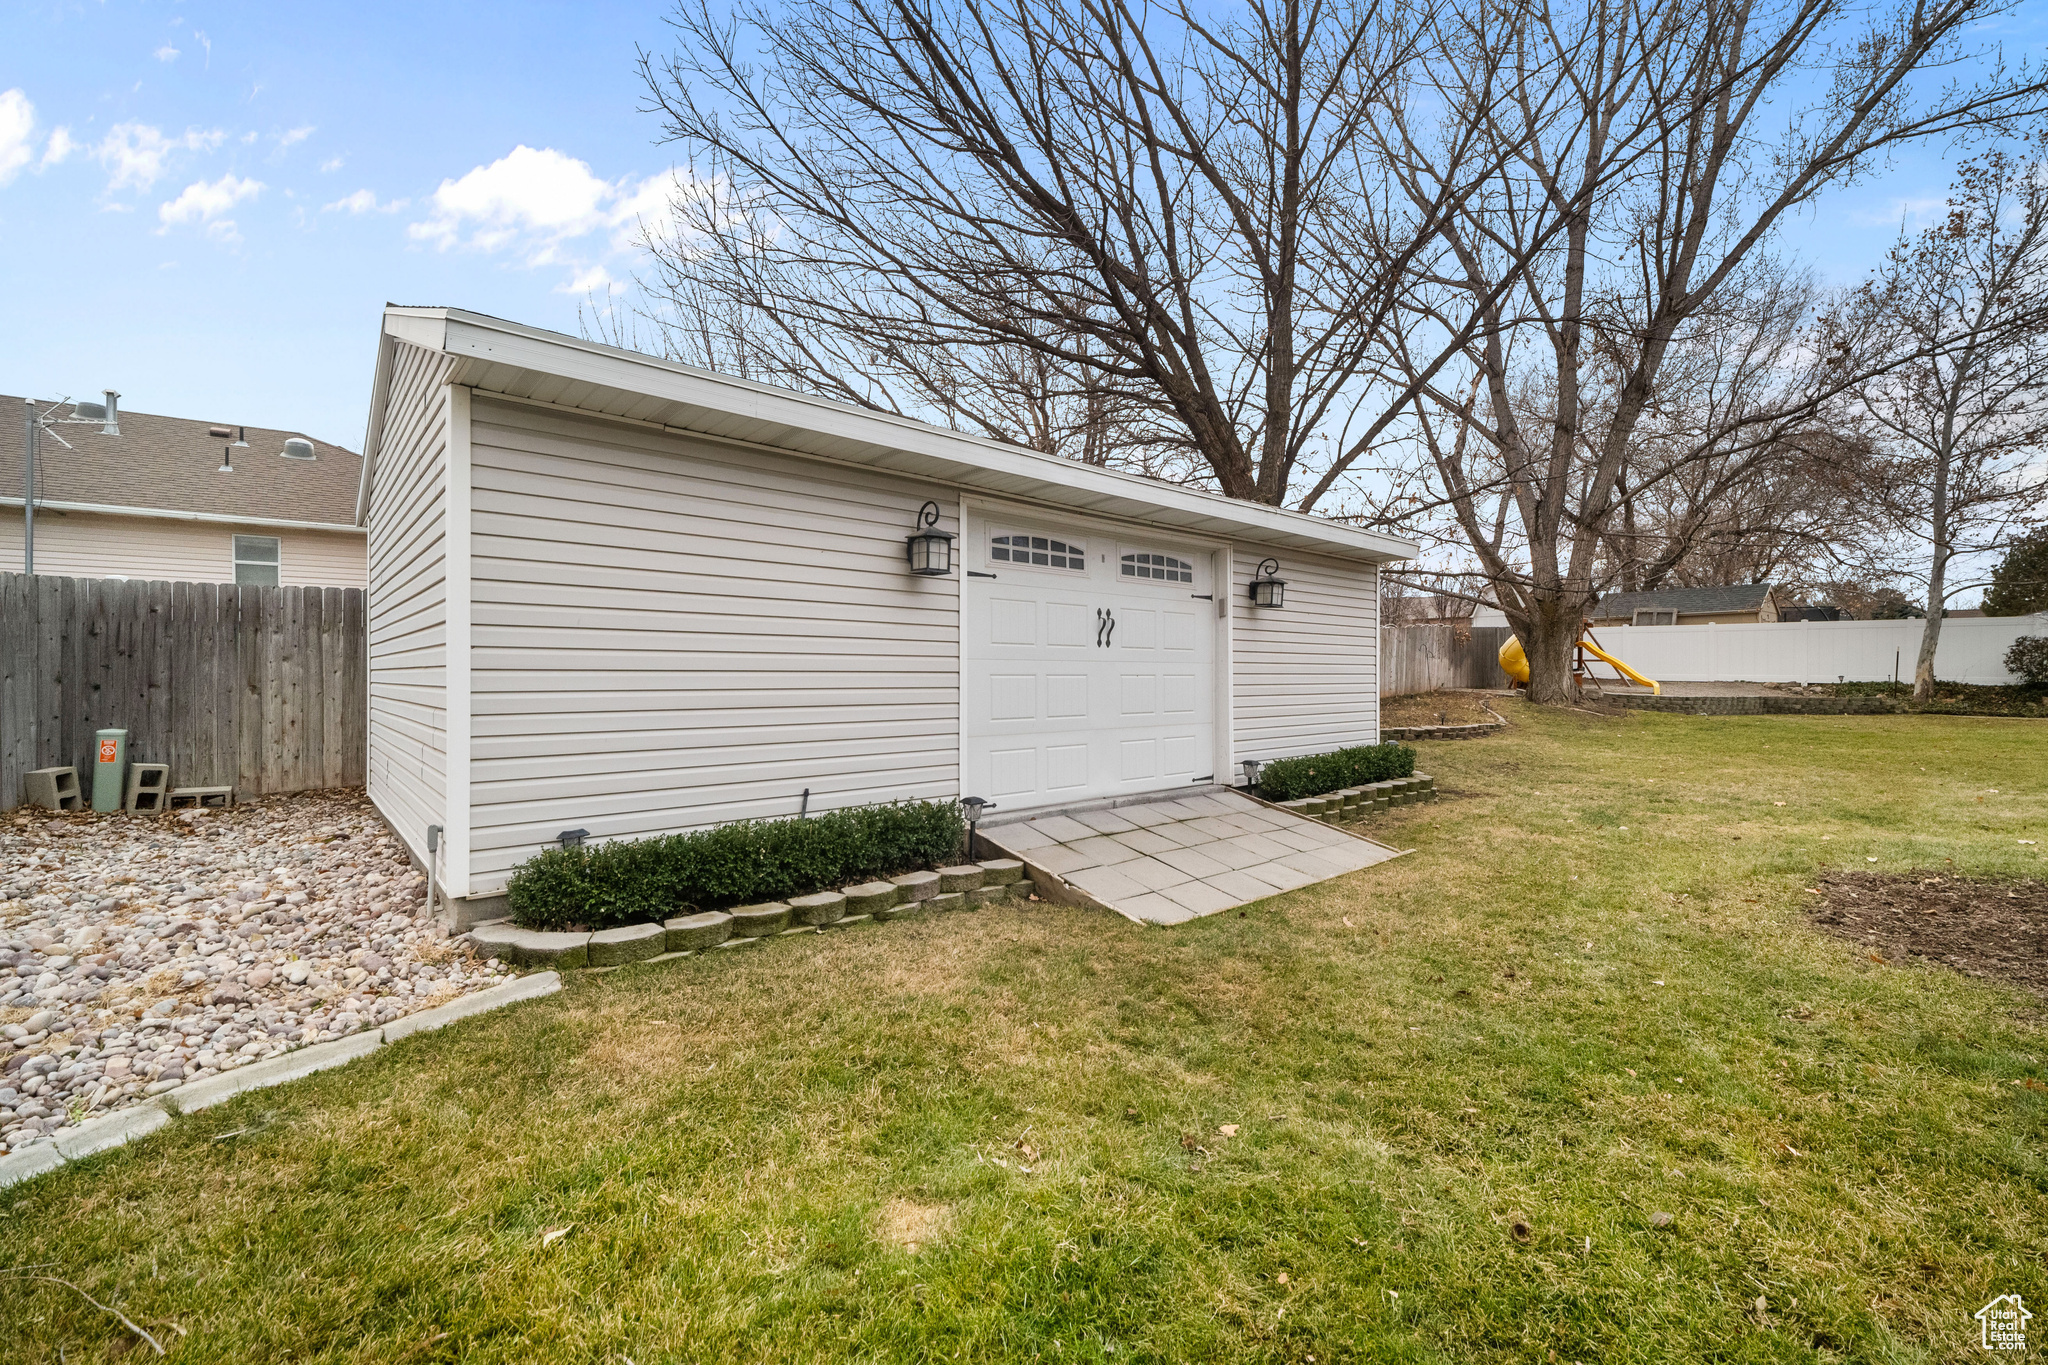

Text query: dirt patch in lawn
(1807, 871), (2048, 999)
(1382, 690), (1508, 728)
(877, 1198), (952, 1253)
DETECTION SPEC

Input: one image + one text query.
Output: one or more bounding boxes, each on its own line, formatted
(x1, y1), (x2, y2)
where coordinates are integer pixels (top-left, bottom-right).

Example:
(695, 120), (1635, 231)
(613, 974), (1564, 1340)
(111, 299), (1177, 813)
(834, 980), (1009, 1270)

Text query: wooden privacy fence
(1384, 623), (1514, 696)
(0, 573), (365, 810)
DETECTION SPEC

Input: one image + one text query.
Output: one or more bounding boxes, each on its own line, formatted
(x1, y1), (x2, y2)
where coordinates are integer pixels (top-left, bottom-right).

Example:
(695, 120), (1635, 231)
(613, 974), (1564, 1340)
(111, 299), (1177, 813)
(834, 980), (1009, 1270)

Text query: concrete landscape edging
(0, 972), (563, 1191)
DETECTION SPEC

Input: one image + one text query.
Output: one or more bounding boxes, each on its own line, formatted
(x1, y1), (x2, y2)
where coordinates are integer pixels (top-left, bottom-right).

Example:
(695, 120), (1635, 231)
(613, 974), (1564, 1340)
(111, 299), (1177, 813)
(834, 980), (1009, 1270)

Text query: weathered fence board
(1384, 623), (1513, 697)
(0, 573), (366, 809)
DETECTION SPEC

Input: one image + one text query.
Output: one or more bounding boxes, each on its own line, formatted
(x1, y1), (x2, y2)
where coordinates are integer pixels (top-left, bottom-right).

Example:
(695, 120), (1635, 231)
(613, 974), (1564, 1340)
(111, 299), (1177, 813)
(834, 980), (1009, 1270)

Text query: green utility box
(91, 728), (129, 813)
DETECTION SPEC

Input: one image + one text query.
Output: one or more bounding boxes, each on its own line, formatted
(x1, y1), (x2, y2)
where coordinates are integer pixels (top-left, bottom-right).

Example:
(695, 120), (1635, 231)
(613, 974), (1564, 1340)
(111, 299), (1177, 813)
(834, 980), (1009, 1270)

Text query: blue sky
(1, 0), (2040, 450)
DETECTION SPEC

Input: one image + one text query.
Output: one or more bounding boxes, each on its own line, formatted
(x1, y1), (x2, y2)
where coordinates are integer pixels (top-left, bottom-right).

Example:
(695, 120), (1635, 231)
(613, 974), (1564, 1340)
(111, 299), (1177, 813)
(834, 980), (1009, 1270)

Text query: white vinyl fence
(1591, 614), (2047, 685)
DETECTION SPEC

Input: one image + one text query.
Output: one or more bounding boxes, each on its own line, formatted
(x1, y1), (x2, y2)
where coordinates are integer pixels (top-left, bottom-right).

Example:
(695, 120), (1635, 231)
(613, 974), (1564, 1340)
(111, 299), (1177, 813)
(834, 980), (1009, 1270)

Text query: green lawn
(4, 706), (2046, 1364)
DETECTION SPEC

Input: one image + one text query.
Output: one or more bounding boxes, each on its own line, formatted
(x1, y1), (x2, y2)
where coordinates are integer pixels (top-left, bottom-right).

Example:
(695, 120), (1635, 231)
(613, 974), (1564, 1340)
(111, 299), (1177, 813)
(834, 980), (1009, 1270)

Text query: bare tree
(1367, 0), (2042, 701)
(1827, 139), (2048, 698)
(631, 0), (1537, 505)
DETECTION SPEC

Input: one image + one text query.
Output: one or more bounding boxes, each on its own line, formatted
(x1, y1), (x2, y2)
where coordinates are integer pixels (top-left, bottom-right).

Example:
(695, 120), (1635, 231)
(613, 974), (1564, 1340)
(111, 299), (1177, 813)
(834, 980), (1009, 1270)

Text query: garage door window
(1120, 551), (1193, 583)
(991, 532), (1086, 570)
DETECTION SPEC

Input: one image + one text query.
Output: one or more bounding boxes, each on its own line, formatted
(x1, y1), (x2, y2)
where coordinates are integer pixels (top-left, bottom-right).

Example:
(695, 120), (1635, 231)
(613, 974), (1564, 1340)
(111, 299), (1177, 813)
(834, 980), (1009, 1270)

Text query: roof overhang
(359, 306), (1416, 565)
(1, 496), (364, 534)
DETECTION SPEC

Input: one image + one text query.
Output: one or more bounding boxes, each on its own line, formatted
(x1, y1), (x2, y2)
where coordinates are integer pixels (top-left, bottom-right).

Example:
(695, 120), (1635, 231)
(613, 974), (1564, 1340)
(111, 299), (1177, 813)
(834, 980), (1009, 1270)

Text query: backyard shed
(357, 307), (1415, 923)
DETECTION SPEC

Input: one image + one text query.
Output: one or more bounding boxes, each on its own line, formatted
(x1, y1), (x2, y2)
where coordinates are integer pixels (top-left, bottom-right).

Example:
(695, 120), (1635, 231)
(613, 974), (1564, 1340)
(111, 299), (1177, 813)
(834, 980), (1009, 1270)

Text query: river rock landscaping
(0, 790), (513, 1156)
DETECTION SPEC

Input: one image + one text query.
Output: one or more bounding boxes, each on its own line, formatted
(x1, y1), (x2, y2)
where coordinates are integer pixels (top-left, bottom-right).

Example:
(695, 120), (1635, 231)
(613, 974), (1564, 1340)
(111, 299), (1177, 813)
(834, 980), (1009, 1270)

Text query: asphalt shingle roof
(1592, 583), (1774, 618)
(0, 395), (362, 526)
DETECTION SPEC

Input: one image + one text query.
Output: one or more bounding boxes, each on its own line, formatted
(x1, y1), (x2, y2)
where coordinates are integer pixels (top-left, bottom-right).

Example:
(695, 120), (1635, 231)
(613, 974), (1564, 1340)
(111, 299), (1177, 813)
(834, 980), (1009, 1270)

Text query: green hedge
(1257, 742), (1416, 801)
(505, 799), (966, 931)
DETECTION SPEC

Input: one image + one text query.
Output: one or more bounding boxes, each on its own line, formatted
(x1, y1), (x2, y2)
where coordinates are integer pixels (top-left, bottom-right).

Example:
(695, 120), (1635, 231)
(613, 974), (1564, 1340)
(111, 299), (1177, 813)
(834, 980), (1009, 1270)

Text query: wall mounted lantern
(1248, 558), (1287, 608)
(906, 500), (954, 576)
(558, 828), (590, 850)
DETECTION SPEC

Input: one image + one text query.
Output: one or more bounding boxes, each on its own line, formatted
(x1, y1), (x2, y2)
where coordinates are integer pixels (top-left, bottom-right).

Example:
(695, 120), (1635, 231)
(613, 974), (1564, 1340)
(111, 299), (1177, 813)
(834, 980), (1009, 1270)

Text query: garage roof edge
(369, 305), (1416, 564)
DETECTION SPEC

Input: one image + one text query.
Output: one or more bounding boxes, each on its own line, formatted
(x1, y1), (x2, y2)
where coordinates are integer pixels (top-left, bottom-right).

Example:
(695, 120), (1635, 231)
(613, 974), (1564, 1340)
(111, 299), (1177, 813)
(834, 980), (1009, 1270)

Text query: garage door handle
(1095, 607), (1106, 647)
(1105, 609), (1116, 646)
(1190, 593), (1213, 600)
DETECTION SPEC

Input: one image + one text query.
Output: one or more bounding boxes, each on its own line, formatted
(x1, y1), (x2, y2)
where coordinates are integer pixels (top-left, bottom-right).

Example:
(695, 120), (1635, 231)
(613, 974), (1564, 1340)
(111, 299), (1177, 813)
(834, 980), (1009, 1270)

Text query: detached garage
(356, 306), (1414, 925)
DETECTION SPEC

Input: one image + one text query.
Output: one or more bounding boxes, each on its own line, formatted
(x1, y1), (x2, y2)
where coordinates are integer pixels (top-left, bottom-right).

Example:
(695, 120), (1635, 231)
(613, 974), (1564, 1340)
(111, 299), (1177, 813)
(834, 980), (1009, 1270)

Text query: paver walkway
(979, 789), (1402, 925)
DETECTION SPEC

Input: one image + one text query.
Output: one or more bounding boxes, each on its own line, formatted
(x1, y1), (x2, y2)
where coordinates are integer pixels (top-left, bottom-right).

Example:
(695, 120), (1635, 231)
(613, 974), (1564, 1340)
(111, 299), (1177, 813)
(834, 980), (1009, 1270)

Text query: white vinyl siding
(1230, 547), (1379, 763)
(0, 511), (364, 585)
(365, 341), (456, 858)
(463, 398), (960, 893)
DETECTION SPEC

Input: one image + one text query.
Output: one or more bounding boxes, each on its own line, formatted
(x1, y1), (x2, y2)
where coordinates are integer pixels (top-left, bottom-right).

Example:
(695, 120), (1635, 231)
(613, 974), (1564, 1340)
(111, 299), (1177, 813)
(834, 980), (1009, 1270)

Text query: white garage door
(965, 520), (1217, 812)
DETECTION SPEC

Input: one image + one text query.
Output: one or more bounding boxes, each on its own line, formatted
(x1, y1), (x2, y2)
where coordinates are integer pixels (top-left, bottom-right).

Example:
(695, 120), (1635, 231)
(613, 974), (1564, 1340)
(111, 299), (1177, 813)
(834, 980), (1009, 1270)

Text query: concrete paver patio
(979, 789), (1403, 925)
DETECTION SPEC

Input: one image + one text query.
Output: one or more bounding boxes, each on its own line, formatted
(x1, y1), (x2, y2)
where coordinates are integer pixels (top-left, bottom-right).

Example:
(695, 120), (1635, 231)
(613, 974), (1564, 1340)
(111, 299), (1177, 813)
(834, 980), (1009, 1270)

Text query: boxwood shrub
(1257, 742), (1416, 802)
(505, 799), (966, 931)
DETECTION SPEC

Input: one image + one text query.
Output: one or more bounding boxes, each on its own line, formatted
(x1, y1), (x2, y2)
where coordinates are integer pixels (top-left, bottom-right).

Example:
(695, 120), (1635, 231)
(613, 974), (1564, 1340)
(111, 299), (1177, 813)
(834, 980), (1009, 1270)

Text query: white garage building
(357, 307), (1414, 924)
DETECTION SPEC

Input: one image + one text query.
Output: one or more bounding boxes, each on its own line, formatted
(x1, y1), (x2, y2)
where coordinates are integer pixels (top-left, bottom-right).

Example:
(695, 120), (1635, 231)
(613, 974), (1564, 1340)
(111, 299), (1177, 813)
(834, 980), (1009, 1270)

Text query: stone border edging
(0, 972), (562, 1190)
(466, 860), (1035, 972)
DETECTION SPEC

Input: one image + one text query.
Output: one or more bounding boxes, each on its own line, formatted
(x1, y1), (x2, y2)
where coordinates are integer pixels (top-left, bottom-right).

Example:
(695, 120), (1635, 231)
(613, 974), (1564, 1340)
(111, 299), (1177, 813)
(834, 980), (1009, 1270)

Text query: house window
(1120, 551), (1193, 583)
(233, 535), (281, 586)
(991, 532), (1085, 570)
(1633, 608), (1677, 626)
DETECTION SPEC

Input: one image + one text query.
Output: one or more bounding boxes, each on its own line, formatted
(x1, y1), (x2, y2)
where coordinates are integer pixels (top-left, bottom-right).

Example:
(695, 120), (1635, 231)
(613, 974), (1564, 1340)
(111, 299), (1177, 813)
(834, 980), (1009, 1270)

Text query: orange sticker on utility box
(99, 738), (119, 762)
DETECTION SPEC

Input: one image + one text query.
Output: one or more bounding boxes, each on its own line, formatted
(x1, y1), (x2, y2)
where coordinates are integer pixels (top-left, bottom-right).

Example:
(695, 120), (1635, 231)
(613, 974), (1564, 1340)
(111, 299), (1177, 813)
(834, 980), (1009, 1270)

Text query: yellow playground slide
(1497, 634), (1661, 695)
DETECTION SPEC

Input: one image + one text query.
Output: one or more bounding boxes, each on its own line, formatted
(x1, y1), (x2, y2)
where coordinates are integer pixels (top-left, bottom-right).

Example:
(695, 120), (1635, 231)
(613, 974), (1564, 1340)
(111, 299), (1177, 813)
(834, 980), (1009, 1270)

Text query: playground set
(1497, 626), (1661, 698)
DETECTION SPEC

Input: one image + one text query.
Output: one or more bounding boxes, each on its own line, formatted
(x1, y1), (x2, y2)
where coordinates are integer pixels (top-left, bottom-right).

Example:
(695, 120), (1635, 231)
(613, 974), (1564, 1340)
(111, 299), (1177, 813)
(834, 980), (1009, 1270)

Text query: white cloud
(319, 155), (344, 173)
(279, 125), (314, 148)
(409, 145), (694, 289)
(40, 126), (75, 169)
(558, 264), (617, 295)
(324, 187), (406, 214)
(0, 90), (34, 185)
(155, 44), (180, 62)
(158, 172), (262, 241)
(98, 122), (227, 192)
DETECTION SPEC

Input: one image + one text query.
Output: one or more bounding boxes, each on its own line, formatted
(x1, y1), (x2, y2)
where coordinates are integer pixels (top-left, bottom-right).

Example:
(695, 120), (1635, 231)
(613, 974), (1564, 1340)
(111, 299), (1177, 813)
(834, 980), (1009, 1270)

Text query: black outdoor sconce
(906, 500), (954, 576)
(1248, 558), (1287, 607)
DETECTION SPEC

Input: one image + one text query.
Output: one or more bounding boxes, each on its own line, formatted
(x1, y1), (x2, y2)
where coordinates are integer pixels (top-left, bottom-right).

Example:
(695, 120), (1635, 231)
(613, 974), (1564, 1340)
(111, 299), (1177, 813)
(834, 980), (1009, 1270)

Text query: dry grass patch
(876, 1198), (952, 1253)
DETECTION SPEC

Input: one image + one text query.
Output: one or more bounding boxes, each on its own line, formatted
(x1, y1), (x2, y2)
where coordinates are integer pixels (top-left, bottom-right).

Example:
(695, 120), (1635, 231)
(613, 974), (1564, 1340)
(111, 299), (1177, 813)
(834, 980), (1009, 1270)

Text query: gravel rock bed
(1, 789), (512, 1155)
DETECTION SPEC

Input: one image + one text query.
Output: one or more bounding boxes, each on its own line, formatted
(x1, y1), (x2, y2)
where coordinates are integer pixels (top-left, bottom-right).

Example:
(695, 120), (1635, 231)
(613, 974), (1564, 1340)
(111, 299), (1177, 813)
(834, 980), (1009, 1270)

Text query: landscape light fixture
(961, 796), (995, 851)
(1248, 558), (1287, 608)
(1241, 759), (1263, 788)
(558, 828), (590, 849)
(905, 499), (954, 576)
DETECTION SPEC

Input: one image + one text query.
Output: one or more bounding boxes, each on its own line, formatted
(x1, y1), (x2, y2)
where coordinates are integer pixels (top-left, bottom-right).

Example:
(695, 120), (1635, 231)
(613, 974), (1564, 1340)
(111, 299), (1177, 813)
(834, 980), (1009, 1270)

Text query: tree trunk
(1914, 552), (1947, 702)
(1519, 598), (1587, 704)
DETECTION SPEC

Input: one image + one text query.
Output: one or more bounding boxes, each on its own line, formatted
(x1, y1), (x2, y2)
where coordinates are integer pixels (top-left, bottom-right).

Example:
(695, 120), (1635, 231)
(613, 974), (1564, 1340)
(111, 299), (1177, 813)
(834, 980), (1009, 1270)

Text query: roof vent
(281, 437), (316, 460)
(208, 425), (232, 438)
(73, 399), (107, 420)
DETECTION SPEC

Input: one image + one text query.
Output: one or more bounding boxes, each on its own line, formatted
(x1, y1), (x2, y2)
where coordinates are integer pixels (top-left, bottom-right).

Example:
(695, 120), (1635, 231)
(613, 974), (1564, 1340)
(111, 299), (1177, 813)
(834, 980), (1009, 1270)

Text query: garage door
(965, 520), (1218, 812)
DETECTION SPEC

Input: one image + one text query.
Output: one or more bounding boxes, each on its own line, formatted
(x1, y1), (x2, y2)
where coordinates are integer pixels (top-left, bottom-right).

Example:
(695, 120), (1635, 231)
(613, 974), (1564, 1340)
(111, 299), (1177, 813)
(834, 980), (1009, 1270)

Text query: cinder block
(124, 762), (171, 813)
(24, 766), (81, 811)
(167, 785), (234, 809)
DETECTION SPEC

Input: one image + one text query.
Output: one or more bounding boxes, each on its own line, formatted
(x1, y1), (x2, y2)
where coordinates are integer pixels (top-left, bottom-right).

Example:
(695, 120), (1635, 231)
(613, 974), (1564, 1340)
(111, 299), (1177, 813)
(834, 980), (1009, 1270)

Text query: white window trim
(231, 533), (283, 586)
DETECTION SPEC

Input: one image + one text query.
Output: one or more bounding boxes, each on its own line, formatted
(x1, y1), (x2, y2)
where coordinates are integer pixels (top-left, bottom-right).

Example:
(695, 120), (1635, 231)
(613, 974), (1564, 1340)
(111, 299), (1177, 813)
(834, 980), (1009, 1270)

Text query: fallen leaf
(2018, 1078), (2047, 1093)
(1015, 1139), (1040, 1163)
(1755, 1295), (1768, 1319)
(1773, 801), (1785, 806)
(1218, 1124), (1239, 1138)
(1277, 1272), (1290, 1285)
(1124, 1107), (1142, 1123)
(1181, 1132), (1198, 1151)
(1342, 917), (1355, 928)
(541, 1225), (573, 1248)
(1649, 1211), (1675, 1229)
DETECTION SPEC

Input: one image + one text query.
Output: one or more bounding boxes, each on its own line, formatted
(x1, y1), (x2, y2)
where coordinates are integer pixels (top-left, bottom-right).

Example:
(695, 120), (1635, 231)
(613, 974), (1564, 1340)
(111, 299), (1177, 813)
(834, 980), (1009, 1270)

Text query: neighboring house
(359, 306), (1416, 923)
(1591, 583), (1781, 626)
(0, 392), (365, 586)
